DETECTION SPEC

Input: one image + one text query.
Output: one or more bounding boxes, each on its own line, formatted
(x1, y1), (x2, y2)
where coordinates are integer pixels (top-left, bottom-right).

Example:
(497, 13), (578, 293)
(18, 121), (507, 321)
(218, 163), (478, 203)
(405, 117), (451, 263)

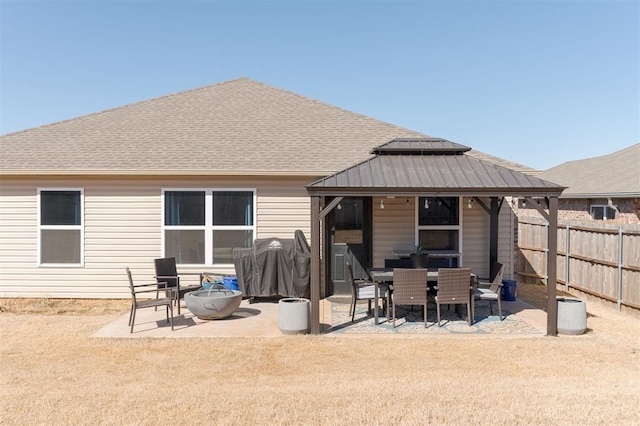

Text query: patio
(92, 296), (547, 338)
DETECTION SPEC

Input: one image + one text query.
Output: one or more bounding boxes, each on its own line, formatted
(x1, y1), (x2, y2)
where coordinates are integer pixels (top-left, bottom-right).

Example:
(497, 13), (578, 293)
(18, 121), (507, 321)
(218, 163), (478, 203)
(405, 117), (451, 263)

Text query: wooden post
(547, 196), (558, 336)
(310, 196), (321, 334)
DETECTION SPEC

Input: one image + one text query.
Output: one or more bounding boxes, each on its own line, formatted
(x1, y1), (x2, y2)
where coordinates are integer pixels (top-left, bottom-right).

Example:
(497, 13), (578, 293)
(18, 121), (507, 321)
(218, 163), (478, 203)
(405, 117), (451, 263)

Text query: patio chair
(391, 268), (430, 327)
(154, 257), (201, 315)
(434, 268), (472, 326)
(126, 267), (174, 333)
(473, 262), (505, 320)
(346, 261), (389, 322)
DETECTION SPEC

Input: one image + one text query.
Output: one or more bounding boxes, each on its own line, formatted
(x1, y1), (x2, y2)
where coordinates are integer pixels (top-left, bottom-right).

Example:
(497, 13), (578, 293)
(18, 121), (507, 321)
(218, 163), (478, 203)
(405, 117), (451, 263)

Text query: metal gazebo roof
(307, 138), (565, 197)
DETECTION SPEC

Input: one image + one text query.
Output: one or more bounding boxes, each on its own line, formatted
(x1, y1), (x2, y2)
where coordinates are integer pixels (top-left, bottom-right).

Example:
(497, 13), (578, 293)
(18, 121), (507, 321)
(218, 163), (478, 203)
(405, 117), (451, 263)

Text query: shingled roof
(539, 144), (640, 198)
(0, 78), (535, 176)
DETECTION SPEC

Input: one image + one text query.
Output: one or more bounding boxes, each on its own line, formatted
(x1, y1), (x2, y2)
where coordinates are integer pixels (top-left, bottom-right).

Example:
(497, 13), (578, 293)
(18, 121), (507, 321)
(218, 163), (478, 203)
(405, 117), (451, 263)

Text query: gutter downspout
(607, 198), (620, 219)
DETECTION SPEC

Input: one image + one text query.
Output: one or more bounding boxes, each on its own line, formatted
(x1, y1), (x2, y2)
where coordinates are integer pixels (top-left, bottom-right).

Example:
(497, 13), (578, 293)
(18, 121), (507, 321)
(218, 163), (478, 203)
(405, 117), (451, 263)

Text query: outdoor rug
(329, 301), (542, 335)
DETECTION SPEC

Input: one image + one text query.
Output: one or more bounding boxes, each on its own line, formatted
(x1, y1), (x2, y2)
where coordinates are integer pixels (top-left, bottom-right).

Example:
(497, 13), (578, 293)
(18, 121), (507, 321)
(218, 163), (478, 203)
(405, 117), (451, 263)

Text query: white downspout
(607, 198), (619, 219)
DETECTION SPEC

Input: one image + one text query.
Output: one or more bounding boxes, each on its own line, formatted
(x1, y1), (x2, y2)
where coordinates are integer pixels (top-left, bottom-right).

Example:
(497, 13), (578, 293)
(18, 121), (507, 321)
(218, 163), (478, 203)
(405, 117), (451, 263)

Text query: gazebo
(306, 139), (566, 335)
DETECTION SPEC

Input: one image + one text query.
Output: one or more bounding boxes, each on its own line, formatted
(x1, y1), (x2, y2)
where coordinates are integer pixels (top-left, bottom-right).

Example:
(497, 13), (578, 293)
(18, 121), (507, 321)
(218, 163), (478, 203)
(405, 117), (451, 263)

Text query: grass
(1, 287), (639, 424)
(0, 297), (130, 315)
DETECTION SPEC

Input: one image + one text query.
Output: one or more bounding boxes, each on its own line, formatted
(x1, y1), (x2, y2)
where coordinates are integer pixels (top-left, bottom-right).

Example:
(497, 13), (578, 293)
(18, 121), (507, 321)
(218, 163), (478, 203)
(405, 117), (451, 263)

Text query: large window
(417, 197), (460, 252)
(38, 189), (83, 265)
(163, 189), (255, 265)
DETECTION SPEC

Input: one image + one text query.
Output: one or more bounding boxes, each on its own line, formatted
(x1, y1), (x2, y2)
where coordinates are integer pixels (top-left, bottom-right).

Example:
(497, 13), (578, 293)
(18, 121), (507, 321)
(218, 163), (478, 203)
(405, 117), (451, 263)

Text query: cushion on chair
(474, 288), (499, 299)
(355, 283), (388, 299)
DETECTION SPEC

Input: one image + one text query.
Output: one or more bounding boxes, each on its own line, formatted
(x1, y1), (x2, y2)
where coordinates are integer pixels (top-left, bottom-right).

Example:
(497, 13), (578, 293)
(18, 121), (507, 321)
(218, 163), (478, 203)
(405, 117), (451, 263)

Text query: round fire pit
(185, 288), (243, 320)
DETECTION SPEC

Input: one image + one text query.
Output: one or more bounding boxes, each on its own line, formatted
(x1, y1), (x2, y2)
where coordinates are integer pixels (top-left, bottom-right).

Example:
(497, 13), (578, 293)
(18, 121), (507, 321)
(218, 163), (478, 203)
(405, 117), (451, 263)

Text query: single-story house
(0, 78), (565, 334)
(526, 143), (639, 224)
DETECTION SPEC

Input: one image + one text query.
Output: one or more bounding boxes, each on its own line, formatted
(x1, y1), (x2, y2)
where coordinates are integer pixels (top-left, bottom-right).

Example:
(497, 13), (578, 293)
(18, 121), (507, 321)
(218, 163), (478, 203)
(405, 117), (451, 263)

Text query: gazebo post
(547, 196), (559, 336)
(310, 195), (321, 334)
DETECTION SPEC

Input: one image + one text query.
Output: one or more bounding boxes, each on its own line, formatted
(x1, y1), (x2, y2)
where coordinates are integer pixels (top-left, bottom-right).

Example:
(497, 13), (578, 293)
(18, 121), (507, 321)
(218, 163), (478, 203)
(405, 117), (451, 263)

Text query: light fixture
(380, 198), (385, 209)
(424, 198), (429, 209)
(522, 198), (526, 208)
(468, 198), (473, 209)
(406, 198), (410, 204)
(337, 203), (342, 210)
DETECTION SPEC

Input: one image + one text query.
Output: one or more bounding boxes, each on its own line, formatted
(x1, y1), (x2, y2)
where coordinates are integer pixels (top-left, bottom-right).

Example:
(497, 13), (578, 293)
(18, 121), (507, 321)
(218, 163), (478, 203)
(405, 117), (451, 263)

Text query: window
(590, 205), (617, 220)
(417, 197), (460, 252)
(38, 189), (83, 265)
(333, 198), (364, 244)
(163, 189), (255, 265)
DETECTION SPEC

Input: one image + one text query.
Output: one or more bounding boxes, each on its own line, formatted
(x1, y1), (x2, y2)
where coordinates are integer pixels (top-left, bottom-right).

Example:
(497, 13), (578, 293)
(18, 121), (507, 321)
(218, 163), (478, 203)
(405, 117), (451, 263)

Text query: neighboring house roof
(539, 144), (640, 198)
(0, 77), (536, 177)
(307, 139), (565, 197)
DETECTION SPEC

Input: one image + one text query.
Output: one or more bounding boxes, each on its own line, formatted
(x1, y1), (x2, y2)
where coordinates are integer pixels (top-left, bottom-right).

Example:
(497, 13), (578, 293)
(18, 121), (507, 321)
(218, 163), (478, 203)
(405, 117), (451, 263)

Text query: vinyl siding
(372, 197), (415, 267)
(372, 196), (515, 279)
(498, 199), (516, 280)
(0, 176), (315, 298)
(462, 198), (490, 278)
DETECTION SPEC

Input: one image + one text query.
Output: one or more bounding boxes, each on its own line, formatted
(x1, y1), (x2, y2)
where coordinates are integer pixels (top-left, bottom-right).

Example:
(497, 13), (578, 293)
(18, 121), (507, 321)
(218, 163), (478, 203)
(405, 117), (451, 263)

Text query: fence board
(518, 217), (640, 311)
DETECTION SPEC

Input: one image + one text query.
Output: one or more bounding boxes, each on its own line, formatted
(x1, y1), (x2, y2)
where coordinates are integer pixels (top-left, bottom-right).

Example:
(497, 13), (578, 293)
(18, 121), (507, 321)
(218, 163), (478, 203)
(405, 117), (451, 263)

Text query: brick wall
(516, 197), (640, 224)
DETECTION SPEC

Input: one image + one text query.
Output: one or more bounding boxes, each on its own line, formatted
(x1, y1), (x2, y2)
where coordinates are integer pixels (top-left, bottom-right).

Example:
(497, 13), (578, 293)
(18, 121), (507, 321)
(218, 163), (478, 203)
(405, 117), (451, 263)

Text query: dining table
(368, 268), (476, 325)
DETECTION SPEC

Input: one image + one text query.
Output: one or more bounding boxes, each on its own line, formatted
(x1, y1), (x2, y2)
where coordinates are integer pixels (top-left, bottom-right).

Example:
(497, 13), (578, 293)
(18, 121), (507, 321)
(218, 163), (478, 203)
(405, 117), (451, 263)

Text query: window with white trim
(162, 189), (256, 265)
(417, 196), (460, 252)
(590, 205), (616, 220)
(38, 189), (84, 265)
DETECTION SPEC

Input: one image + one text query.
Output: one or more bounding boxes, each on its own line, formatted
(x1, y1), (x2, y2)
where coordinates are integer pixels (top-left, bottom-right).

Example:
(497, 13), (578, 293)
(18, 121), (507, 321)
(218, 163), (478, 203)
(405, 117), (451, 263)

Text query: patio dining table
(369, 268), (476, 325)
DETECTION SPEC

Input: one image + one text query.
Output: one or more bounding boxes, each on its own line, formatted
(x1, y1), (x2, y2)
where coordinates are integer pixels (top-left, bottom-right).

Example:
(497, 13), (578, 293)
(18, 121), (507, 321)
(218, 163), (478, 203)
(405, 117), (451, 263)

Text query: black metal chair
(153, 257), (201, 315)
(126, 267), (174, 333)
(474, 263), (505, 320)
(346, 261), (389, 322)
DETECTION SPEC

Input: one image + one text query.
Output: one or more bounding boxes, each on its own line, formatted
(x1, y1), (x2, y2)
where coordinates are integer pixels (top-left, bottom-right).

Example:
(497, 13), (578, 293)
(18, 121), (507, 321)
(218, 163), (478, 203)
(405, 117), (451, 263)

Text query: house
(532, 144), (640, 224)
(0, 78), (566, 333)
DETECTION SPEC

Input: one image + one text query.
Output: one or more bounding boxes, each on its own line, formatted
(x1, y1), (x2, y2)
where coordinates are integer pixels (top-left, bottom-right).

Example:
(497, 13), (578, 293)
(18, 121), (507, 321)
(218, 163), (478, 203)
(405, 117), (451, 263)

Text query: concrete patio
(92, 296), (547, 338)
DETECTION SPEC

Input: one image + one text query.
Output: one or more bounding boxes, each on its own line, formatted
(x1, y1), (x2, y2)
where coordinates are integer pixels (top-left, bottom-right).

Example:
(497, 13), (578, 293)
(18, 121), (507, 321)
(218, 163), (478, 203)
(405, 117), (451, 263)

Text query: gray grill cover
(233, 230), (310, 298)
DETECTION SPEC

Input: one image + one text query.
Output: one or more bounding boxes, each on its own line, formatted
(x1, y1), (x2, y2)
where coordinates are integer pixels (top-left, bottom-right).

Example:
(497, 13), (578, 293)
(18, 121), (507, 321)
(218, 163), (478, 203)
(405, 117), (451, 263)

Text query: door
(326, 197), (372, 295)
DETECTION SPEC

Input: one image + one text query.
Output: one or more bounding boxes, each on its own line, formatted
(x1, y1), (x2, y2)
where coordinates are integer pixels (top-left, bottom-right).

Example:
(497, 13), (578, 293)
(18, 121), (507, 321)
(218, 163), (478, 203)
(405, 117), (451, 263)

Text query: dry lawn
(1, 288), (639, 425)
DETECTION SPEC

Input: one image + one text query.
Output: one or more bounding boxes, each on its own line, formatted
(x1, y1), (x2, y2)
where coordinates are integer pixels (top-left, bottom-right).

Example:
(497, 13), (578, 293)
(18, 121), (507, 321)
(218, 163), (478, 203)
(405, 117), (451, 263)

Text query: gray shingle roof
(307, 144), (564, 197)
(0, 78), (536, 177)
(539, 144), (640, 198)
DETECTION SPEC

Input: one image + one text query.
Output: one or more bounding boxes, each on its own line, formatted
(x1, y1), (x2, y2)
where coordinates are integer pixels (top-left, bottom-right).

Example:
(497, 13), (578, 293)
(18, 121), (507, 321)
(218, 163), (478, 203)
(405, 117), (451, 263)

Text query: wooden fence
(517, 216), (640, 311)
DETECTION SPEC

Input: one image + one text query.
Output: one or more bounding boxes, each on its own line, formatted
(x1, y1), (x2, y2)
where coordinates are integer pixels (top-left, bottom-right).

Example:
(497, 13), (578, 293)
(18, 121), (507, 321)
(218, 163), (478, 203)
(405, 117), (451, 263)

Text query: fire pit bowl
(185, 288), (243, 320)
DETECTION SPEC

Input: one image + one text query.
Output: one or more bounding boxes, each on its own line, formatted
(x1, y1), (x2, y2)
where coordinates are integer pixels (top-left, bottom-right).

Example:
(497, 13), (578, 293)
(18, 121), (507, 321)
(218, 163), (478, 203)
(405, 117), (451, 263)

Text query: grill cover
(233, 230), (310, 298)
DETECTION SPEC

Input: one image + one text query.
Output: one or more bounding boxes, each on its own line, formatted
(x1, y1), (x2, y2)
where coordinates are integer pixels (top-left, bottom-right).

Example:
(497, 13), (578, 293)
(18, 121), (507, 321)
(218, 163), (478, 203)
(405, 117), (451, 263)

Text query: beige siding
(0, 176), (314, 298)
(462, 198), (490, 278)
(372, 196), (514, 280)
(498, 200), (516, 280)
(372, 197), (415, 267)
(463, 197), (515, 280)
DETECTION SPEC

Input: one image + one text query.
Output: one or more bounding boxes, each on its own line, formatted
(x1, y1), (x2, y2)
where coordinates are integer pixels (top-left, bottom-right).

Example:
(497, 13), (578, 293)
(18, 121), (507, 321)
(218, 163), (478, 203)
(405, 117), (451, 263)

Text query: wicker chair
(391, 268), (430, 327)
(126, 267), (174, 333)
(154, 257), (201, 315)
(346, 261), (389, 322)
(434, 268), (473, 326)
(473, 263), (505, 320)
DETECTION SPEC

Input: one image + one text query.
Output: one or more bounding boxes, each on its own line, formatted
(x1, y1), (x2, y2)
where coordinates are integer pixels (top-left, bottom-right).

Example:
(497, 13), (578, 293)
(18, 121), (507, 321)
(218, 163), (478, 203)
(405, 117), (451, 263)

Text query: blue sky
(1, 0), (638, 169)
